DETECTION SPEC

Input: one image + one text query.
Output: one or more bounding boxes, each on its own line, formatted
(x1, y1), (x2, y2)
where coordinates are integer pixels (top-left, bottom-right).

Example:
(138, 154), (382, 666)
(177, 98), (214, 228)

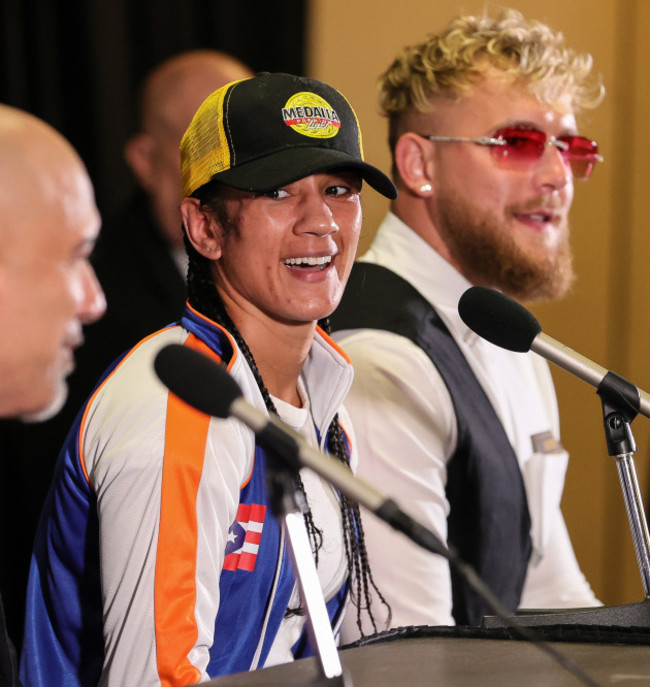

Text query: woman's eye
(264, 188), (290, 200)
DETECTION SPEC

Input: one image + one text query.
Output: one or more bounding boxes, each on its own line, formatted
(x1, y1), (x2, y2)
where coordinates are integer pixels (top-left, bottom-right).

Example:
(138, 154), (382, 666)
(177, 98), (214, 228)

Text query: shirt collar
(361, 212), (482, 346)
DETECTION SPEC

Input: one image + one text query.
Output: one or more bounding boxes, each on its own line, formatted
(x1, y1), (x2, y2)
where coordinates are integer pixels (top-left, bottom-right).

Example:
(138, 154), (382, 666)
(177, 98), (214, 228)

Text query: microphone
(154, 343), (303, 471)
(153, 343), (448, 557)
(458, 286), (650, 420)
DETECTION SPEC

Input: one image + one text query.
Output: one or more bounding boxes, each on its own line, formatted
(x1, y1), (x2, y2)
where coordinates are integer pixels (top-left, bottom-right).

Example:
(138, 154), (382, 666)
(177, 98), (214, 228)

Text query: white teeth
(284, 256), (332, 267)
(530, 213), (549, 222)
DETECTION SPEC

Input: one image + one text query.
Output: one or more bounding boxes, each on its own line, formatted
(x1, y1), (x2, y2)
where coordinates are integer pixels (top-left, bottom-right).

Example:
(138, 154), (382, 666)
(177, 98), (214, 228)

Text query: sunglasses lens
(489, 128), (601, 180)
(558, 135), (600, 180)
(490, 128), (546, 165)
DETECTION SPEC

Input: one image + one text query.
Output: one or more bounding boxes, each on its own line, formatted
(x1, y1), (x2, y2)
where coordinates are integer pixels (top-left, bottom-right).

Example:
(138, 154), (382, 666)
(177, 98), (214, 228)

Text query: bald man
(0, 104), (105, 686)
(124, 49), (253, 255)
(0, 50), (254, 652)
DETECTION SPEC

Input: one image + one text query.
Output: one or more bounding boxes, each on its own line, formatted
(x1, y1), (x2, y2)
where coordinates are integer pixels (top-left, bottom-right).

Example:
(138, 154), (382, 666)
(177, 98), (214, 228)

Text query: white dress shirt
(337, 212), (599, 637)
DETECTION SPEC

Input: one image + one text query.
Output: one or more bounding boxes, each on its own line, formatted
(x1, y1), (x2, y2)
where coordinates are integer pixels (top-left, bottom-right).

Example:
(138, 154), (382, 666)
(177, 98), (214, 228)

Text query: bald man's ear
(394, 132), (435, 197)
(124, 133), (157, 192)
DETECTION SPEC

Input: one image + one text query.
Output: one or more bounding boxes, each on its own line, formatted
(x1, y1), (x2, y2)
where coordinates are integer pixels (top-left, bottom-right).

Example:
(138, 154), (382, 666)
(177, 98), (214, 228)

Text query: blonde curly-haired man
(333, 8), (604, 631)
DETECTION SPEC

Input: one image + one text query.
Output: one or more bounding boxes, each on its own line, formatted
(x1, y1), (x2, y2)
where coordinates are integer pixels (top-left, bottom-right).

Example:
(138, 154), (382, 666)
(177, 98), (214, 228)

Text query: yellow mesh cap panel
(180, 81), (241, 198)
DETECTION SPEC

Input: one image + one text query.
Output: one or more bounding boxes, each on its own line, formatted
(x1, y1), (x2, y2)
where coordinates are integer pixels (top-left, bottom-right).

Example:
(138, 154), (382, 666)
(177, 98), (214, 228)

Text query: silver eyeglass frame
(418, 133), (571, 153)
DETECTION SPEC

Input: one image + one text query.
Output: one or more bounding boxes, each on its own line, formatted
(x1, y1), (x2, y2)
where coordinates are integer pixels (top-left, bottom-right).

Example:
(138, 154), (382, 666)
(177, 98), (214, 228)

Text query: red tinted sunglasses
(420, 126), (603, 180)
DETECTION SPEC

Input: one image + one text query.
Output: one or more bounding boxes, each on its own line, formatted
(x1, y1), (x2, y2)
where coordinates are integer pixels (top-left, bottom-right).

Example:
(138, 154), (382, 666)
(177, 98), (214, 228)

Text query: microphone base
(482, 596), (650, 628)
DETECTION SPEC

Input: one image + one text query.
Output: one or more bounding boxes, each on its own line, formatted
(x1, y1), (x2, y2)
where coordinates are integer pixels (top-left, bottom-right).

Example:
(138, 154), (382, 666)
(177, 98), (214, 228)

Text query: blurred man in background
(86, 49), (254, 383)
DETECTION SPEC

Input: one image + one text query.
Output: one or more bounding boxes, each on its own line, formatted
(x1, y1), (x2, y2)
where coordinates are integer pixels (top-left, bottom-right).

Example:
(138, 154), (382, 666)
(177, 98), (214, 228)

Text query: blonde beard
(437, 191), (575, 303)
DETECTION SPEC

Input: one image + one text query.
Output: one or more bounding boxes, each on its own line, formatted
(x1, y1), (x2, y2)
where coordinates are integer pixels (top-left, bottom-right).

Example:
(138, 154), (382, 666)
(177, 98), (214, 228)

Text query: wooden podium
(202, 627), (650, 687)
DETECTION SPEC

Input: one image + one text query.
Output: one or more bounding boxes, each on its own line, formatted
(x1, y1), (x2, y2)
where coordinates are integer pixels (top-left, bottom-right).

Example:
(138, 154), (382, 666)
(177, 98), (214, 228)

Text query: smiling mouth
(529, 212), (553, 222)
(514, 210), (559, 226)
(283, 256), (333, 271)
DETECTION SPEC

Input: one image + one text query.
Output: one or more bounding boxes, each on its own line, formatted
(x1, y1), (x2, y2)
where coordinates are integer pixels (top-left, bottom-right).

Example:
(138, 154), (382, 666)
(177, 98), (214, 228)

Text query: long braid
(186, 181), (390, 632)
(319, 317), (392, 634)
(184, 234), (324, 570)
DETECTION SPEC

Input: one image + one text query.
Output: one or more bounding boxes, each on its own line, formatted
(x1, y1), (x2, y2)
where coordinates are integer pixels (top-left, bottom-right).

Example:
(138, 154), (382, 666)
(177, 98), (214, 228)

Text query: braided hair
(184, 179), (390, 634)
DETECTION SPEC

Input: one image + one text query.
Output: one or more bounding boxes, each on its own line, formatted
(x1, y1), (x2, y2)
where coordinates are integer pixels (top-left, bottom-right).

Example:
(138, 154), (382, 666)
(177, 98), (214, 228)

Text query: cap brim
(213, 147), (397, 200)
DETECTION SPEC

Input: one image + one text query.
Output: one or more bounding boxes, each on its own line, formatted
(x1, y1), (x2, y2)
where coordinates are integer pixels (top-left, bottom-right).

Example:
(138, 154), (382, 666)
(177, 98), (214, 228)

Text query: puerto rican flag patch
(223, 503), (266, 572)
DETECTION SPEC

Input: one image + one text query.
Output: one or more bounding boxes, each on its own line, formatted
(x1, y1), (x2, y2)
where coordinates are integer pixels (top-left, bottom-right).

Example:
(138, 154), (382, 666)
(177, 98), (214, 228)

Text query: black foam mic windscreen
(458, 286), (541, 353)
(154, 343), (240, 418)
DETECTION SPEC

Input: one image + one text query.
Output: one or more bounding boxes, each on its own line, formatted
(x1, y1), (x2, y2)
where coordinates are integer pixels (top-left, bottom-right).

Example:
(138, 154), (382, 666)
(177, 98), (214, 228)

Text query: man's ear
(394, 132), (435, 197)
(180, 198), (223, 259)
(124, 133), (156, 192)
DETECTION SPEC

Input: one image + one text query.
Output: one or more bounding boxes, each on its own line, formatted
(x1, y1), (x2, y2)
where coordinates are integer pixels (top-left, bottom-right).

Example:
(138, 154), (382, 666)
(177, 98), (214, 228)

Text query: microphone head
(457, 286), (541, 353)
(154, 343), (241, 418)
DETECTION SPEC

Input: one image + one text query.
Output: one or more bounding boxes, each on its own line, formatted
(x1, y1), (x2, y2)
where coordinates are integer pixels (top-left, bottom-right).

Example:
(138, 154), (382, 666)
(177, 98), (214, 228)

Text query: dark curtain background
(0, 0), (307, 654)
(0, 0), (307, 218)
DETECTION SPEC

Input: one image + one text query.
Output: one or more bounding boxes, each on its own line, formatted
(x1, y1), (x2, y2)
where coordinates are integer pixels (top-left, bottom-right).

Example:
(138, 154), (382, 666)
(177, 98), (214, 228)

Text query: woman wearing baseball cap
(22, 73), (396, 685)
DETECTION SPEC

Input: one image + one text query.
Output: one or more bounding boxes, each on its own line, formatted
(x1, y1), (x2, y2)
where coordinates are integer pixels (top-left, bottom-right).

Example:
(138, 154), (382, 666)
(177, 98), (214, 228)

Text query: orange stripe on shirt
(316, 324), (351, 364)
(155, 333), (223, 686)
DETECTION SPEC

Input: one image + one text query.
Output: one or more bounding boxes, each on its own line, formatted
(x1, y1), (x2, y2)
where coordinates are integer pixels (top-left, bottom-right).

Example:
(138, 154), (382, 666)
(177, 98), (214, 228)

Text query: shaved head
(124, 50), (254, 248)
(0, 105), (105, 419)
(0, 108), (91, 243)
(140, 50), (253, 138)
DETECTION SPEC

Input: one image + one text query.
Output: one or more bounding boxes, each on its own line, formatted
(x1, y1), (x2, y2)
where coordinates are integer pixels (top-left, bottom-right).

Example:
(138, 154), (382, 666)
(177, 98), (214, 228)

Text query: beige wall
(307, 0), (650, 606)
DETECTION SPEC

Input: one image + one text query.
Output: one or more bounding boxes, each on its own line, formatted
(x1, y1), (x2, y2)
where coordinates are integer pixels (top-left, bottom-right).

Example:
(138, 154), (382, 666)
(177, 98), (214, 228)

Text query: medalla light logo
(282, 91), (341, 138)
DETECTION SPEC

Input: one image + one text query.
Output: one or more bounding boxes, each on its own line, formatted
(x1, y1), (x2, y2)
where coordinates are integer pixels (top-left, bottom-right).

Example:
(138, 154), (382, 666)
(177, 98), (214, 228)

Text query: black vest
(331, 262), (532, 625)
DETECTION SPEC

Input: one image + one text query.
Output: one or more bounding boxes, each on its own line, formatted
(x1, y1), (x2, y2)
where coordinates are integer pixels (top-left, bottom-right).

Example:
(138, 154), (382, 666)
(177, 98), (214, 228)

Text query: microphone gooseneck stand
(456, 287), (650, 629)
(599, 372), (650, 596)
(262, 431), (351, 686)
(484, 371), (650, 629)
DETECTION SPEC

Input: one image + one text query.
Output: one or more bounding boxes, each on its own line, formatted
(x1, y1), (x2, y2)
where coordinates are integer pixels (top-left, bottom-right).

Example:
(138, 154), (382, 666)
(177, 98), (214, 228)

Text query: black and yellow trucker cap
(180, 72), (397, 200)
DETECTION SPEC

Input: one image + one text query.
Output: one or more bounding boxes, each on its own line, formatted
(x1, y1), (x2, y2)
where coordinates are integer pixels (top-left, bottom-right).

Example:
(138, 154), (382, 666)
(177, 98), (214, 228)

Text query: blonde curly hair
(380, 8), (604, 148)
